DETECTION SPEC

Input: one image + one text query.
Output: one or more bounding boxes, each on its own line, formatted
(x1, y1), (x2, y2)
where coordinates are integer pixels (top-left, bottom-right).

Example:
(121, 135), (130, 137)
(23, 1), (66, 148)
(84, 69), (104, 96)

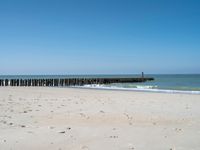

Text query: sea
(0, 74), (200, 94)
(83, 74), (200, 94)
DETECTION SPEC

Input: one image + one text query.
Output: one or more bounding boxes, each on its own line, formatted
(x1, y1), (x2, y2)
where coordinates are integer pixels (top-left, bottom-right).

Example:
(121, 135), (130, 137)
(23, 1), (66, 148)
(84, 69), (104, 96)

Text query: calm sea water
(99, 74), (200, 93)
(81, 74), (200, 94)
(0, 74), (200, 93)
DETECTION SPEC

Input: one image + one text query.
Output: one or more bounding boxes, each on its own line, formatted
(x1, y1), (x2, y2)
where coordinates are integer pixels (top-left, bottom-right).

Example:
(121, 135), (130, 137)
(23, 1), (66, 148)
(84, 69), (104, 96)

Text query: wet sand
(0, 87), (200, 150)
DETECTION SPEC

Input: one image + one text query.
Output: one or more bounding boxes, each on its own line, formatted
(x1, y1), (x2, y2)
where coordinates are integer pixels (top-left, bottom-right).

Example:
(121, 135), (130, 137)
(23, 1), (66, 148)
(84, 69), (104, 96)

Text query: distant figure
(142, 72), (144, 78)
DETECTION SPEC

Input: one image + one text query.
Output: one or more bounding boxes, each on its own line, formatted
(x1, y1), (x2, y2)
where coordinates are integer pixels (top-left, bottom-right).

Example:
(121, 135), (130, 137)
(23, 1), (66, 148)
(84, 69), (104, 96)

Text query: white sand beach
(0, 87), (200, 150)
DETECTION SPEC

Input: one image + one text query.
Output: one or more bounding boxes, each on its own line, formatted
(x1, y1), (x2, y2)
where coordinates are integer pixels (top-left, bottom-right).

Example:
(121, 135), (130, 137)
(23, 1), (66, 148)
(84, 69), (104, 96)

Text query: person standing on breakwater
(141, 72), (145, 82)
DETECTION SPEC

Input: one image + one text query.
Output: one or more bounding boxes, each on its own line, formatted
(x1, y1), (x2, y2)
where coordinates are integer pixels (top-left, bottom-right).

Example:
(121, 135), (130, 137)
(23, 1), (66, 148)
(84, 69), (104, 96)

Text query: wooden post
(5, 79), (8, 86)
(13, 79), (15, 86)
(17, 79), (19, 86)
(21, 79), (23, 86)
(38, 79), (41, 86)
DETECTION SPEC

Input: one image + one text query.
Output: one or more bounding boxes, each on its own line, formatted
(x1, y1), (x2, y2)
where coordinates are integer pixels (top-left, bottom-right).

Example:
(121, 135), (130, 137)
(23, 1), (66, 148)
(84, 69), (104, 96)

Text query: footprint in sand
(49, 126), (55, 129)
(9, 122), (13, 126)
(81, 145), (89, 150)
(58, 131), (66, 134)
(109, 135), (118, 139)
(27, 131), (33, 134)
(175, 128), (182, 132)
(128, 143), (135, 149)
(79, 113), (86, 117)
(152, 122), (157, 125)
(99, 110), (105, 113)
(67, 127), (71, 130)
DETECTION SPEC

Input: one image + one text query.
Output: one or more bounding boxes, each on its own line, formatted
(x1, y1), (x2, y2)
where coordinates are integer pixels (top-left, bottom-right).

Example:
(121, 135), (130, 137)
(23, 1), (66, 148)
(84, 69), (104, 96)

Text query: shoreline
(70, 86), (200, 95)
(2, 86), (200, 95)
(1, 85), (200, 95)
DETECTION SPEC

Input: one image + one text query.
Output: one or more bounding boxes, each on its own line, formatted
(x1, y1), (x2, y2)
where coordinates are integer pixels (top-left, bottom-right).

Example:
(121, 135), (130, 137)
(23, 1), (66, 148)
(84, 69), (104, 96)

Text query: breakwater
(0, 77), (154, 87)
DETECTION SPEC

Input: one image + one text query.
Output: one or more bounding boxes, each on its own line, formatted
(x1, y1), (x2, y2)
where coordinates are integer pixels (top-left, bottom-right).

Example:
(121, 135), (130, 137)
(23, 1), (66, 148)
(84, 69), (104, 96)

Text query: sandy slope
(0, 87), (200, 150)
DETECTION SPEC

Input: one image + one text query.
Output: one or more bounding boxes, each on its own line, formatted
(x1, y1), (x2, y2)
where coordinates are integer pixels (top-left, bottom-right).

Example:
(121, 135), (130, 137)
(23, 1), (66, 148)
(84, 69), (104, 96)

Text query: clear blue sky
(0, 0), (199, 75)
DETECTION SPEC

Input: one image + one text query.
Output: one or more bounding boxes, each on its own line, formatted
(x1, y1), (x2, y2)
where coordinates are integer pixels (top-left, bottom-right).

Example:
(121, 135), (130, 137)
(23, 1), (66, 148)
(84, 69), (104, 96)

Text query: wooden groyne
(0, 77), (154, 87)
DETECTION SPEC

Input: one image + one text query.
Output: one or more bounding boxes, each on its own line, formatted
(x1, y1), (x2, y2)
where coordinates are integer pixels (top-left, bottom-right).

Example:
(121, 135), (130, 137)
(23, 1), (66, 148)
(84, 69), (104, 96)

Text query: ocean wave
(74, 84), (200, 95)
(135, 85), (158, 89)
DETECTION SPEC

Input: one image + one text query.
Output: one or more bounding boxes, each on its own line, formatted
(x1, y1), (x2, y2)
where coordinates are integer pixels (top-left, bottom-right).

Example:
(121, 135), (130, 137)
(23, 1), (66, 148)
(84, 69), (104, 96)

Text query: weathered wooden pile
(0, 77), (154, 87)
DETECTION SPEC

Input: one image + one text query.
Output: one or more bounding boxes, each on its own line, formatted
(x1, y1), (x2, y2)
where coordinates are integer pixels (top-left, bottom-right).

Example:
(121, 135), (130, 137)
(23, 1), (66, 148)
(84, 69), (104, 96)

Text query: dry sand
(0, 87), (200, 150)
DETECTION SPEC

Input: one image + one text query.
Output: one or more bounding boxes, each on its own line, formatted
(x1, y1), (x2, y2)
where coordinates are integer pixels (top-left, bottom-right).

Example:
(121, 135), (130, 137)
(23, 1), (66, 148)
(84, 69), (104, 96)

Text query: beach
(0, 87), (200, 150)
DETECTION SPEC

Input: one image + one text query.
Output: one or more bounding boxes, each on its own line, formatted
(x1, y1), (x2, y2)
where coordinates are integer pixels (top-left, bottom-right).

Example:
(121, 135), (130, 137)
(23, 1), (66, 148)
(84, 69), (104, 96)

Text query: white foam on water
(73, 84), (200, 95)
(135, 85), (158, 89)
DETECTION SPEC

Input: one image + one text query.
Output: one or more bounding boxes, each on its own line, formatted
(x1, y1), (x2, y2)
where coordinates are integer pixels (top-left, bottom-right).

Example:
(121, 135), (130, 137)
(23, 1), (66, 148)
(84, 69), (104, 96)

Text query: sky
(0, 0), (200, 75)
